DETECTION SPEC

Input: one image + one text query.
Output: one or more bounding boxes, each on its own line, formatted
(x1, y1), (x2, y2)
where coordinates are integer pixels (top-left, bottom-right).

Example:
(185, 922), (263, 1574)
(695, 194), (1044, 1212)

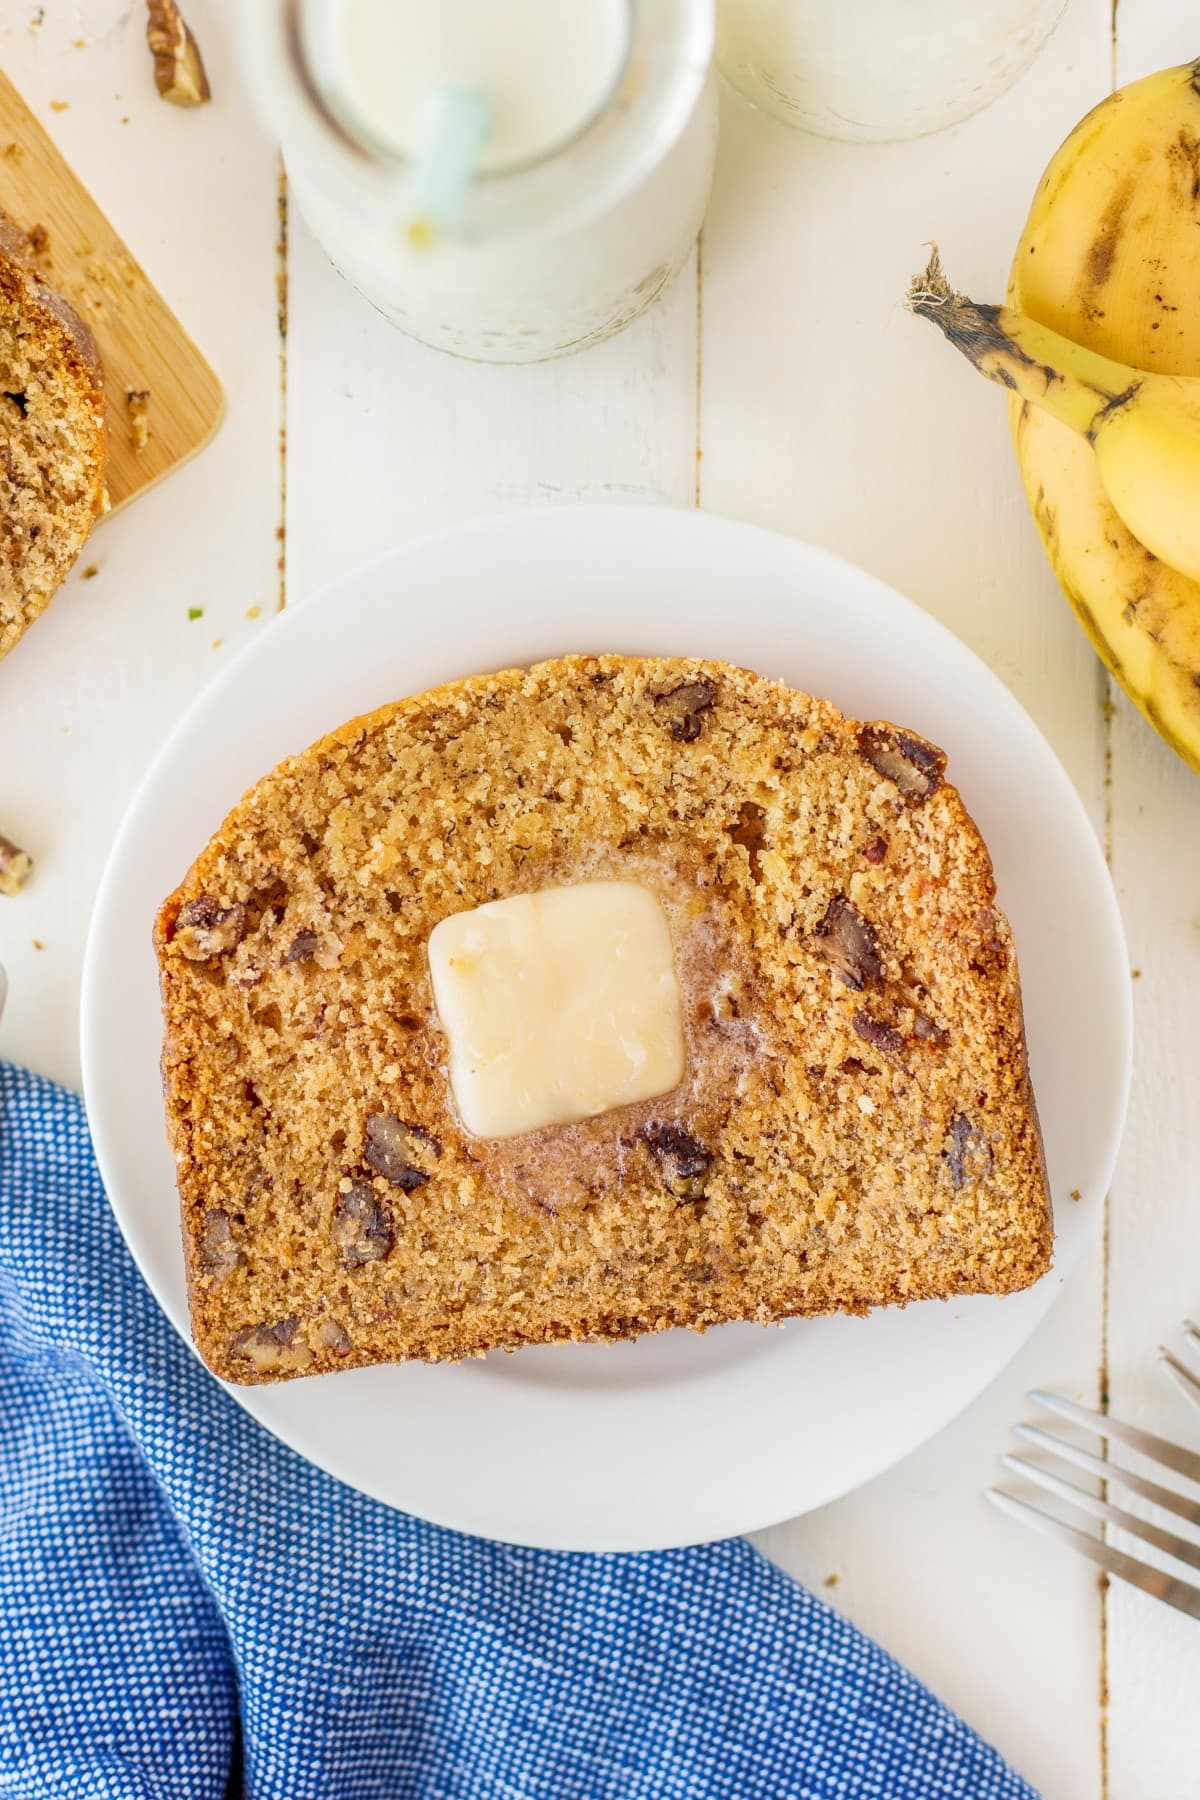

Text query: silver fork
(987, 1323), (1200, 1620)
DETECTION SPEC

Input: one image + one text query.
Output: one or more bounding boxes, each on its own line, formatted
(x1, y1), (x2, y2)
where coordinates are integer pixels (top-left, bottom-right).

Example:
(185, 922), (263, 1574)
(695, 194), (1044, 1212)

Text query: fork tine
(986, 1489), (1200, 1621)
(1159, 1348), (1200, 1414)
(1183, 1322), (1200, 1359)
(1001, 1455), (1200, 1573)
(1029, 1389), (1200, 1487)
(1013, 1423), (1200, 1529)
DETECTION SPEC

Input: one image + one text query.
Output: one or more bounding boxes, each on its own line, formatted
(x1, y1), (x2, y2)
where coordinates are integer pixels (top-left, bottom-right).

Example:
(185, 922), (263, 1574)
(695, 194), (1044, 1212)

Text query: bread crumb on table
(126, 387), (151, 452)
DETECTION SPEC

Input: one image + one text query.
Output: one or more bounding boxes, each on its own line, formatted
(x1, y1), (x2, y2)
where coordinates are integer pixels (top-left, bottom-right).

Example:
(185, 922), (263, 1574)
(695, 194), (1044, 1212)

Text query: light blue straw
(406, 86), (494, 242)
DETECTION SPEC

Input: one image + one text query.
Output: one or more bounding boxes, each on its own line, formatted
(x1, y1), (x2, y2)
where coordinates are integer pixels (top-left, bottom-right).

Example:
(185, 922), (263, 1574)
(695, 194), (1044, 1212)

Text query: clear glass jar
(244, 0), (717, 363)
(716, 0), (1066, 142)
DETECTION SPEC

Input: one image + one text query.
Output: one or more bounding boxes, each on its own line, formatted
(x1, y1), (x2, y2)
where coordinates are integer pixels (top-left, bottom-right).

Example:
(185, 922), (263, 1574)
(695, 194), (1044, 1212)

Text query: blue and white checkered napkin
(0, 1061), (1038, 1800)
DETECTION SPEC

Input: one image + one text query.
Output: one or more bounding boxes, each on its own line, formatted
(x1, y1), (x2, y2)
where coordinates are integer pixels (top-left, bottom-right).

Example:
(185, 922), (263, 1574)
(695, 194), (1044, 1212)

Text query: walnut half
(230, 1318), (313, 1375)
(0, 832), (32, 897)
(813, 896), (884, 991)
(331, 1181), (394, 1268)
(172, 895), (246, 962)
(946, 1113), (992, 1190)
(851, 1011), (903, 1055)
(197, 1208), (240, 1285)
(146, 1), (211, 106)
(638, 1123), (713, 1201)
(314, 1317), (353, 1356)
(857, 724), (946, 803)
(363, 1113), (438, 1190)
(654, 679), (716, 743)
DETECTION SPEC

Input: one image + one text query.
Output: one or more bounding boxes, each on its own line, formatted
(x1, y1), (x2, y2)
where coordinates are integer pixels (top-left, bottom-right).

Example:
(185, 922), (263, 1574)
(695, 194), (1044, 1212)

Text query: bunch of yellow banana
(911, 60), (1200, 776)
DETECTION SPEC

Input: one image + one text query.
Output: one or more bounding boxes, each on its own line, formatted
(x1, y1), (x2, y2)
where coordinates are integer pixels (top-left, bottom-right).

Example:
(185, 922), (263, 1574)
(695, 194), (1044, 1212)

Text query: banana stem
(907, 247), (1144, 443)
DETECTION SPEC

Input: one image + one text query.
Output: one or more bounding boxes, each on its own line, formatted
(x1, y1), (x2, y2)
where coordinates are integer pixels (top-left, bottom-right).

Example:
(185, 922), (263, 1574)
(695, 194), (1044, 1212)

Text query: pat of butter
(428, 881), (685, 1139)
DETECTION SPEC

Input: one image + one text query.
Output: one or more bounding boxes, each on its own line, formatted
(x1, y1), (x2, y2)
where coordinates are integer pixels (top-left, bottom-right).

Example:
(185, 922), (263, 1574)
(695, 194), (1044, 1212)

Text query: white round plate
(82, 505), (1131, 1551)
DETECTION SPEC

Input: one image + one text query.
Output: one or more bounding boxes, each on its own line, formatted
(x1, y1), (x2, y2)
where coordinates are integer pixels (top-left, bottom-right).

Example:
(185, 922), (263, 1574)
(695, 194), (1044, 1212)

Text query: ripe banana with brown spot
(919, 62), (1200, 774)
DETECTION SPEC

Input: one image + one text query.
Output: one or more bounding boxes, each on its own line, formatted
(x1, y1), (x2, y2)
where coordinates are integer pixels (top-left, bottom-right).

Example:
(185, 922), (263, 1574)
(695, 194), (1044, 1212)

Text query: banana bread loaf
(156, 654), (1052, 1383)
(0, 208), (107, 659)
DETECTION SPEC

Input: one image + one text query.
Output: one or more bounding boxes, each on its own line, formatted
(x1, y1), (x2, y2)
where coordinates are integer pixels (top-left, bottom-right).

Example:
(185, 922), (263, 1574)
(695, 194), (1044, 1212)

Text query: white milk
(312, 0), (630, 173)
(245, 0), (716, 363)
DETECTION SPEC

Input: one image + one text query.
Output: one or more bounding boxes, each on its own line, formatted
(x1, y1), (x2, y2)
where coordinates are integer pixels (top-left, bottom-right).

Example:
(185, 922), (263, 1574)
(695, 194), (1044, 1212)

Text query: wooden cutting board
(0, 66), (224, 513)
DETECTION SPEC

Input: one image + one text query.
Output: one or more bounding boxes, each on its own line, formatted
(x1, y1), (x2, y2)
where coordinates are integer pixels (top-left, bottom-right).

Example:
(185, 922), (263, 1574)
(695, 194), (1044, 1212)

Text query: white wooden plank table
(1, 3), (1197, 1794)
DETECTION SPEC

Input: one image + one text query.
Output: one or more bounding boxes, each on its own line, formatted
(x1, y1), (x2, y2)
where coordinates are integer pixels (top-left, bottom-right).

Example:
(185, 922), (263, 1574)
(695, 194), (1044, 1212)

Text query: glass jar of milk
(245, 0), (716, 362)
(716, 0), (1065, 141)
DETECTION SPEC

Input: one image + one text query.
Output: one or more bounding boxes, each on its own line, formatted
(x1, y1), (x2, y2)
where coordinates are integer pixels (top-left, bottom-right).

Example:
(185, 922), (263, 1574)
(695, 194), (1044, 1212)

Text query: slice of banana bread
(156, 654), (1052, 1384)
(0, 208), (107, 659)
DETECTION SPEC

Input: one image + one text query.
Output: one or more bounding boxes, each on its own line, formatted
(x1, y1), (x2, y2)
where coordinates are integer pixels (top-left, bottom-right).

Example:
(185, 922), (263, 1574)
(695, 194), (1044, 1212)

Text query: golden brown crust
(0, 210), (104, 387)
(156, 656), (1053, 1383)
(0, 207), (108, 657)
